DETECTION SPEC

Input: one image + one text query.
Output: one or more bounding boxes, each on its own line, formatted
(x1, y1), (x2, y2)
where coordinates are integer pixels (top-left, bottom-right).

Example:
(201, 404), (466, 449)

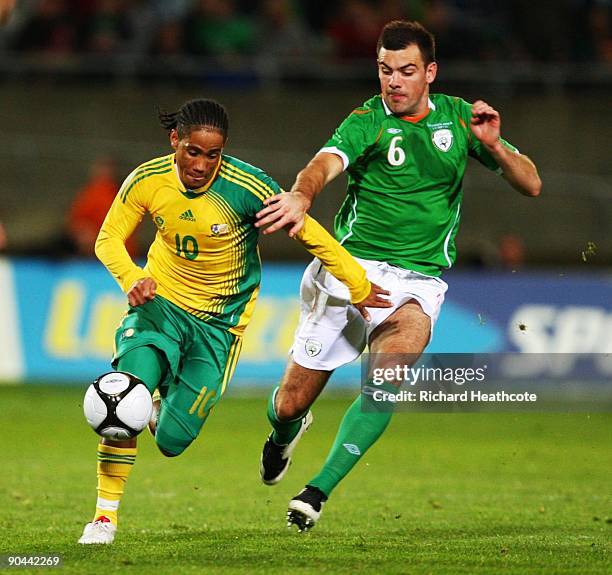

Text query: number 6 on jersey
(387, 135), (406, 166)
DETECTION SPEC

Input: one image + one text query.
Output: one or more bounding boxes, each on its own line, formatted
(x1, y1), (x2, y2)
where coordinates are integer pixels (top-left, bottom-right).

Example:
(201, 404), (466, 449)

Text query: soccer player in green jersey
(256, 20), (542, 531)
(78, 98), (391, 544)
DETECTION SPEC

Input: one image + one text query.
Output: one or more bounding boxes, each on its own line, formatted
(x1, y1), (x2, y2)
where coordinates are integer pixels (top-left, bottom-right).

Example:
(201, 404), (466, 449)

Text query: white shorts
(291, 257), (448, 371)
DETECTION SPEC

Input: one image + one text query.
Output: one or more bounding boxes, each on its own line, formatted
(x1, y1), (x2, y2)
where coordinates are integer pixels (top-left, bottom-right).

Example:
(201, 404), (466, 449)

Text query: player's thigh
(113, 299), (181, 394)
(156, 331), (241, 455)
(292, 258), (367, 371)
(368, 300), (431, 379)
(275, 359), (332, 420)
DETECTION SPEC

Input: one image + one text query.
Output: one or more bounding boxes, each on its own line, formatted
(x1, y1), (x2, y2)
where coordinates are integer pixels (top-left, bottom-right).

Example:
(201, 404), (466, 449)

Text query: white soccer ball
(83, 372), (153, 440)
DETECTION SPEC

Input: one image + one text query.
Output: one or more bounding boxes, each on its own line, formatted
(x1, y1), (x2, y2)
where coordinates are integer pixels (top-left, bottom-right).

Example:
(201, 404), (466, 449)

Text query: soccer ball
(83, 372), (153, 440)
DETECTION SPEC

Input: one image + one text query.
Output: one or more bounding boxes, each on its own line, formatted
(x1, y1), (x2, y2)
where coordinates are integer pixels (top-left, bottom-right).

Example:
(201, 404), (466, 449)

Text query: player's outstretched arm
(256, 152), (344, 237)
(293, 215), (392, 317)
(470, 100), (542, 197)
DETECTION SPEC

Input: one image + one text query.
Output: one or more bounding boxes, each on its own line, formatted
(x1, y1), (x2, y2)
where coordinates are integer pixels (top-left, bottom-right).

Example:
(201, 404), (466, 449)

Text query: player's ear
(425, 61), (437, 85)
(170, 129), (179, 150)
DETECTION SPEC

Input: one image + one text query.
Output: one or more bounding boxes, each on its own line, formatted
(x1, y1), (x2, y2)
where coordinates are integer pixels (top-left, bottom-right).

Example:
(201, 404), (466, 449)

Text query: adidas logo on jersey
(179, 209), (196, 222)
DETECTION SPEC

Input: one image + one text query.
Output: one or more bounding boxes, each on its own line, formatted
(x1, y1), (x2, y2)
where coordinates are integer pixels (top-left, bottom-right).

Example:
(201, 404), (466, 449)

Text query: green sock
(116, 345), (167, 394)
(308, 383), (395, 497)
(267, 386), (306, 445)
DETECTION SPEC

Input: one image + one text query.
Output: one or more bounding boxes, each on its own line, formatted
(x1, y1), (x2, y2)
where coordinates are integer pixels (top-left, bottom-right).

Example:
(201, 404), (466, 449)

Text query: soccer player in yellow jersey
(78, 98), (391, 544)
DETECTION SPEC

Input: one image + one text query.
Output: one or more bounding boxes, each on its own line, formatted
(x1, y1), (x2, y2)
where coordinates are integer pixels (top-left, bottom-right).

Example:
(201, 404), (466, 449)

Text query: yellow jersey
(96, 153), (371, 335)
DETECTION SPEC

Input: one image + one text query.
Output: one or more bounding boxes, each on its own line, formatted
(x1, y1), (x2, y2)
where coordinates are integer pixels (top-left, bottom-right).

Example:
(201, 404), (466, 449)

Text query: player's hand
(255, 191), (310, 237)
(470, 100), (501, 148)
(127, 277), (157, 307)
(354, 282), (392, 321)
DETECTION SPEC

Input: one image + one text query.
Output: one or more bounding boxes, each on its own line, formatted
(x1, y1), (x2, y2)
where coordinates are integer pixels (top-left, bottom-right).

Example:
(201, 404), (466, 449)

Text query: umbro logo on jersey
(343, 443), (361, 455)
(386, 128), (402, 134)
(179, 209), (196, 222)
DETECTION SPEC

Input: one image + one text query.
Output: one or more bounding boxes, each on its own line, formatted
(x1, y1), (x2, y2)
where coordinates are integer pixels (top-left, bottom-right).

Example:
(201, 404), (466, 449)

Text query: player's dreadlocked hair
(377, 20), (436, 65)
(158, 98), (229, 139)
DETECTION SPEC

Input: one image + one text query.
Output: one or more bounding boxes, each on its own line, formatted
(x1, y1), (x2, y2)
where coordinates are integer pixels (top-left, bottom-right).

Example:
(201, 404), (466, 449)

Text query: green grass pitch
(1, 384), (610, 574)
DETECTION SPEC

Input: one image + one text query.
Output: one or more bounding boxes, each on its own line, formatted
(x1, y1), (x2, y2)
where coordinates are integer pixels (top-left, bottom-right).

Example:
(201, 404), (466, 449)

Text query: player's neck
(399, 106), (430, 123)
(398, 97), (431, 123)
(383, 92), (432, 122)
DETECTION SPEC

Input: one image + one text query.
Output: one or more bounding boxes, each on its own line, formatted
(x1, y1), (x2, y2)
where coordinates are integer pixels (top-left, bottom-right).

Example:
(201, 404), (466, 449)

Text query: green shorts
(112, 296), (242, 455)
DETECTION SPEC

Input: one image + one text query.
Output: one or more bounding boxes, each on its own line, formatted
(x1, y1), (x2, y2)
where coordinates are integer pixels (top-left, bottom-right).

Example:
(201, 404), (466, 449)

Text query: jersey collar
(381, 96), (436, 123)
(173, 155), (222, 198)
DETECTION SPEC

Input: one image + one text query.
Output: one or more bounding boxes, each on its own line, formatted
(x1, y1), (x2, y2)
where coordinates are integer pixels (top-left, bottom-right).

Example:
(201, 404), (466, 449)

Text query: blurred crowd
(1, 0), (611, 64)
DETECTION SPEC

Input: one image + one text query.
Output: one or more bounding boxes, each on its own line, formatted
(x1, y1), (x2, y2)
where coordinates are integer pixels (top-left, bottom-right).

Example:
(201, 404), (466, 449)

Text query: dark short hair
(377, 20), (436, 65)
(158, 98), (229, 139)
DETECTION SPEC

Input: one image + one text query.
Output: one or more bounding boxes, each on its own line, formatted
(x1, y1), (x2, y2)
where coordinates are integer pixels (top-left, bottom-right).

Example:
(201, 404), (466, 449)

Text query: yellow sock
(93, 443), (137, 526)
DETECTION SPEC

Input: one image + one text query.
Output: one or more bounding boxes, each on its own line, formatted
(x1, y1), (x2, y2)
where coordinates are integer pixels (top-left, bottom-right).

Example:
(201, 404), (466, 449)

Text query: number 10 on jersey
(175, 234), (199, 260)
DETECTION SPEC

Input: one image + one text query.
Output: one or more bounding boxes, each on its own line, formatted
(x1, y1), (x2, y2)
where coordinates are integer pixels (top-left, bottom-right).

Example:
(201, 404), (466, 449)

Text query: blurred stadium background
(0, 0), (611, 385)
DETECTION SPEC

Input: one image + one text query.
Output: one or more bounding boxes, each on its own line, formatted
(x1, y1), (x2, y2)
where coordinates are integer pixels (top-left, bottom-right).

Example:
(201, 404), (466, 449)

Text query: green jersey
(323, 94), (518, 277)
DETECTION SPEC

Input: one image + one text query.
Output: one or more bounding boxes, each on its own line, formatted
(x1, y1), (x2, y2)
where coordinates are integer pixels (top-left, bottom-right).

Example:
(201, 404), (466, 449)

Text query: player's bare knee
(275, 398), (305, 421)
(278, 362), (330, 417)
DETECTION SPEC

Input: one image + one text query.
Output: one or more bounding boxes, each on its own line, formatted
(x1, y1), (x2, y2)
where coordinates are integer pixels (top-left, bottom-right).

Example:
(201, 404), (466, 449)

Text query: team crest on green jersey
(432, 128), (454, 152)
